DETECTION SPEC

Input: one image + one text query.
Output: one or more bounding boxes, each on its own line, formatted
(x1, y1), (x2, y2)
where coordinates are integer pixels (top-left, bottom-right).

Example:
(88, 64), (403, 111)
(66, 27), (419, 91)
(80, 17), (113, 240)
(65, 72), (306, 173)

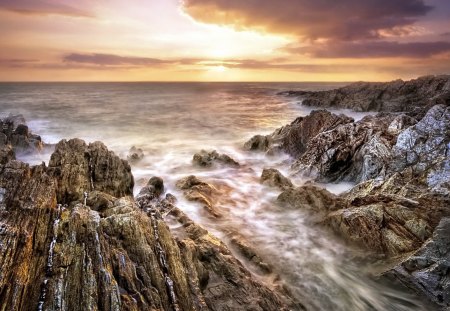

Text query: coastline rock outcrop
(281, 75), (450, 114)
(0, 137), (298, 310)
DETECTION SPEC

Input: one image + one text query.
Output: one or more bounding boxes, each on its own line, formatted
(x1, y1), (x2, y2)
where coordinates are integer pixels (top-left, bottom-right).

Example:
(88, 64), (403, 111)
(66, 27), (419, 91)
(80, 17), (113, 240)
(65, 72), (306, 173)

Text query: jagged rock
(291, 113), (413, 183)
(127, 146), (144, 164)
(282, 75), (450, 114)
(389, 105), (450, 194)
(0, 150), (298, 311)
(176, 175), (222, 218)
(271, 110), (354, 158)
(385, 217), (450, 309)
(48, 138), (134, 204)
(192, 150), (239, 168)
(326, 197), (430, 256)
(0, 145), (15, 164)
(260, 168), (293, 190)
(0, 114), (43, 155)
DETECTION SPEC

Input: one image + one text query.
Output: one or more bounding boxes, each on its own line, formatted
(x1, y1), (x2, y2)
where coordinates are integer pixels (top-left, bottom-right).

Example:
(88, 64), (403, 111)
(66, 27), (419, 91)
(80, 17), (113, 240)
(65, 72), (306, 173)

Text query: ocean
(0, 82), (426, 311)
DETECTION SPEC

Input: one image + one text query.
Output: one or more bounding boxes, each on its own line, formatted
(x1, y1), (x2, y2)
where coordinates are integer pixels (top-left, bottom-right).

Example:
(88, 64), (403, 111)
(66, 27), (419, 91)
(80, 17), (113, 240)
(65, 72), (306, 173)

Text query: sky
(0, 0), (449, 81)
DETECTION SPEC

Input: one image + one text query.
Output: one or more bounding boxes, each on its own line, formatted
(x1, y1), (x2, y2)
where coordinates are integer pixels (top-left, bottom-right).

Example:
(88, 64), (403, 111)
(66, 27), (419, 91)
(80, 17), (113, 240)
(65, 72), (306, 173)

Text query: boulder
(192, 150), (239, 167)
(243, 134), (270, 152)
(277, 184), (344, 218)
(176, 175), (222, 218)
(260, 168), (293, 190)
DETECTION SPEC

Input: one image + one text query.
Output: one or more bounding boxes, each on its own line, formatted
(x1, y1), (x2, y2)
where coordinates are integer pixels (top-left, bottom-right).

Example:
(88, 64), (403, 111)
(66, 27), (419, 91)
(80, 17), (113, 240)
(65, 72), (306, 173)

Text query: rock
(292, 113), (401, 183)
(0, 145), (15, 165)
(176, 175), (222, 218)
(0, 149), (298, 311)
(282, 75), (450, 114)
(243, 134), (270, 152)
(126, 146), (144, 164)
(272, 110), (354, 158)
(48, 138), (134, 205)
(228, 233), (273, 274)
(385, 217), (450, 309)
(277, 184), (344, 218)
(260, 168), (293, 190)
(192, 150), (239, 167)
(0, 114), (44, 155)
(389, 105), (450, 195)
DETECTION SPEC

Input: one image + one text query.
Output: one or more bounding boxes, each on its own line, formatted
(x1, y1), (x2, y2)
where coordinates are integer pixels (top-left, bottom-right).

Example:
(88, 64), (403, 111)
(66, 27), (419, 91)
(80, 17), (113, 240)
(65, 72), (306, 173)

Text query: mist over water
(0, 82), (428, 310)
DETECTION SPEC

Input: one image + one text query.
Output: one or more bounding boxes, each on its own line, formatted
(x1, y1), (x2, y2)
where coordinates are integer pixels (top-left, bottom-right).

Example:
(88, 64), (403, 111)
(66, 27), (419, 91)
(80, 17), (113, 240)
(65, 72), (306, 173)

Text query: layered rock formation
(248, 76), (450, 308)
(0, 138), (298, 311)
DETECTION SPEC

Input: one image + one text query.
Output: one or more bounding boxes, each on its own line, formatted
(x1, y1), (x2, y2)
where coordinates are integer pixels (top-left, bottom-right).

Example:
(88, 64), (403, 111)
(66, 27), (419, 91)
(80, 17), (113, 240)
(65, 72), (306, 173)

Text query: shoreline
(0, 75), (449, 310)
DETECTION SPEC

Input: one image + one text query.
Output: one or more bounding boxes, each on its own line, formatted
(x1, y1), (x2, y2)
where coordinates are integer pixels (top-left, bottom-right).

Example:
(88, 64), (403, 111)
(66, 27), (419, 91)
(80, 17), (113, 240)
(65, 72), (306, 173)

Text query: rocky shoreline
(0, 75), (449, 310)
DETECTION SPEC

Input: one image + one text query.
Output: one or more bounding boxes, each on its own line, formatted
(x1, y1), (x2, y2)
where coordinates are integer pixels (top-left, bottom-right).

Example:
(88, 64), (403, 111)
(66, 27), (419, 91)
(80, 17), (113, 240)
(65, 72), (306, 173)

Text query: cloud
(0, 0), (94, 17)
(287, 40), (450, 58)
(63, 53), (174, 66)
(182, 0), (432, 41)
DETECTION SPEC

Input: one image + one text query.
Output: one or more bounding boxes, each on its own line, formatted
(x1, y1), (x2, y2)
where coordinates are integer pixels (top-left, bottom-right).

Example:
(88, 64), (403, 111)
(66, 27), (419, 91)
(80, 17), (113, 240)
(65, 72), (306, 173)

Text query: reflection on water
(0, 82), (427, 310)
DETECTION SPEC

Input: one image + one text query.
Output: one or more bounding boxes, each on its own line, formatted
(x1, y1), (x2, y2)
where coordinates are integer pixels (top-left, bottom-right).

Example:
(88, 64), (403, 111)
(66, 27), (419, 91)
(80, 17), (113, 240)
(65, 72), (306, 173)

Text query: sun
(210, 65), (227, 72)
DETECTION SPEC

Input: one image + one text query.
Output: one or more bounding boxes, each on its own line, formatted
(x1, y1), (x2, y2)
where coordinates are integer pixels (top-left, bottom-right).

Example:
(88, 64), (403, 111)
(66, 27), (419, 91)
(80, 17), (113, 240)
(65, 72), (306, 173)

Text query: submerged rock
(126, 146), (144, 164)
(192, 150), (239, 168)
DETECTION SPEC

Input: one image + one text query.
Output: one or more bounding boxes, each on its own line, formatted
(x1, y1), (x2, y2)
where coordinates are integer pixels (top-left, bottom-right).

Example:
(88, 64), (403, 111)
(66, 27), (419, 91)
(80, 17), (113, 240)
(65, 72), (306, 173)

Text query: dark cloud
(63, 53), (173, 66)
(182, 0), (432, 40)
(288, 40), (450, 58)
(0, 0), (94, 17)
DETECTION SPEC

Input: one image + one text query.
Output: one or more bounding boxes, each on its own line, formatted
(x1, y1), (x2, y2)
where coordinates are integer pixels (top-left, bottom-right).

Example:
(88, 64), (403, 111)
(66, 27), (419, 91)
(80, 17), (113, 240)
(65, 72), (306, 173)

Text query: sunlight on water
(0, 82), (427, 311)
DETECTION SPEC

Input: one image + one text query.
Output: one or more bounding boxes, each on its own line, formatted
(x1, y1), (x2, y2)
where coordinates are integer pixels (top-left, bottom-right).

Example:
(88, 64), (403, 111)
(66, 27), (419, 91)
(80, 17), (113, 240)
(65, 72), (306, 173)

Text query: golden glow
(0, 0), (448, 81)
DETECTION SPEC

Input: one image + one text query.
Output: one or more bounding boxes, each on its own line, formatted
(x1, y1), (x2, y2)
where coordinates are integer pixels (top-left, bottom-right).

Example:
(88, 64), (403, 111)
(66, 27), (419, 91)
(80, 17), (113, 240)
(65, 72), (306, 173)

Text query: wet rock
(0, 114), (44, 155)
(277, 184), (344, 217)
(291, 113), (406, 183)
(282, 75), (450, 114)
(48, 138), (134, 205)
(126, 146), (144, 164)
(192, 150), (239, 168)
(385, 217), (450, 309)
(260, 168), (293, 190)
(0, 151), (297, 311)
(229, 233), (273, 274)
(243, 134), (270, 152)
(176, 175), (222, 218)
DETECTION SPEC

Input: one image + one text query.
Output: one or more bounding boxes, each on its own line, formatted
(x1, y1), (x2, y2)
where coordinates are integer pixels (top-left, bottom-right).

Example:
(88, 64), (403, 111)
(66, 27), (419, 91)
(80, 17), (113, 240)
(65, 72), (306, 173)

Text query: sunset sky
(1, 0), (449, 81)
